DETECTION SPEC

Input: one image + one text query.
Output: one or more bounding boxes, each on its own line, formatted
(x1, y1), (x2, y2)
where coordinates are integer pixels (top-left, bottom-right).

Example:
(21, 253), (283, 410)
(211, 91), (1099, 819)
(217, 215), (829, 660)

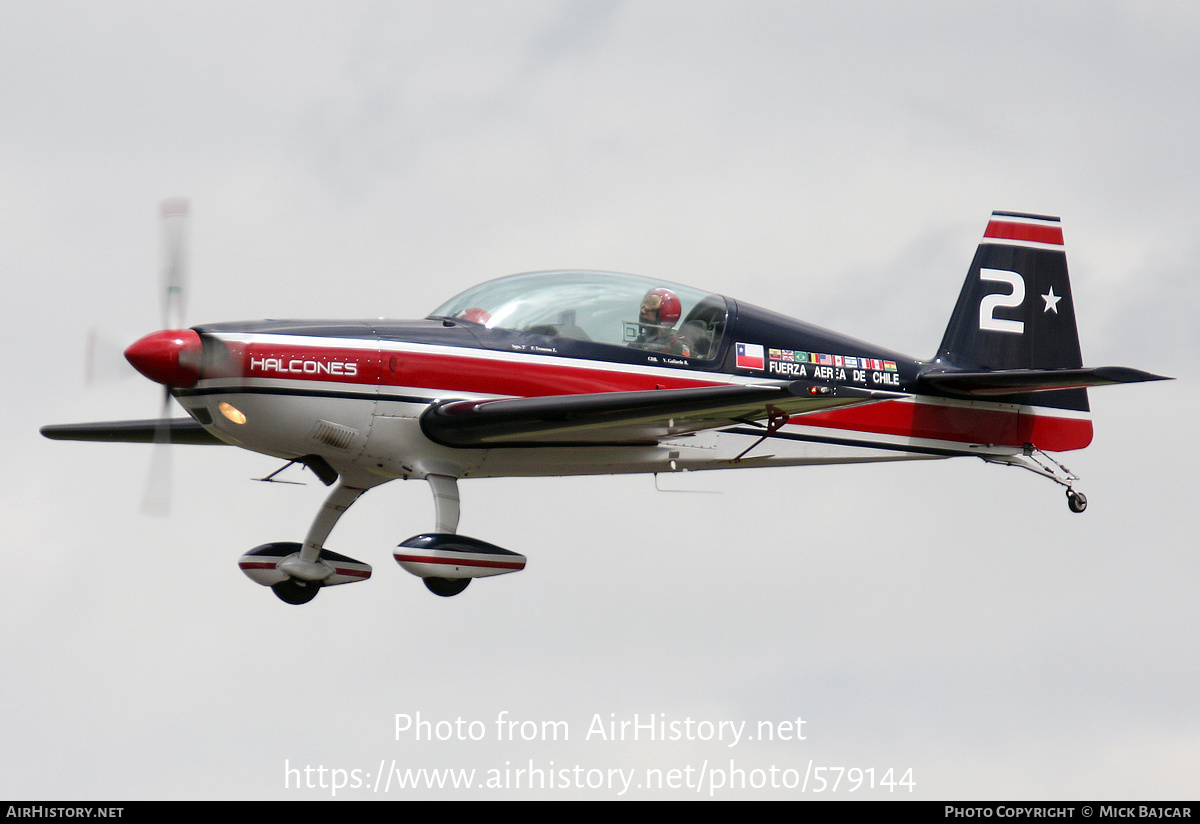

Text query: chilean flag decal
(736, 342), (765, 370)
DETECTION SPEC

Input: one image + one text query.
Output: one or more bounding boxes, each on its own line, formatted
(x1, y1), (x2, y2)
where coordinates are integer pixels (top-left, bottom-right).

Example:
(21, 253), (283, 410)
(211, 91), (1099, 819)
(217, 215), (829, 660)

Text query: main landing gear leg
(428, 473), (461, 534)
(985, 445), (1087, 514)
(422, 474), (470, 597)
(271, 478), (375, 604)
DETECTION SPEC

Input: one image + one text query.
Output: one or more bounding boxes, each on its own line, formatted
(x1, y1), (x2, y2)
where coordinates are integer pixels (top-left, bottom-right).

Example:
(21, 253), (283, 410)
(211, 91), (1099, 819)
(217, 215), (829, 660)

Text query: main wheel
(424, 577), (471, 597)
(1067, 490), (1087, 514)
(272, 578), (321, 605)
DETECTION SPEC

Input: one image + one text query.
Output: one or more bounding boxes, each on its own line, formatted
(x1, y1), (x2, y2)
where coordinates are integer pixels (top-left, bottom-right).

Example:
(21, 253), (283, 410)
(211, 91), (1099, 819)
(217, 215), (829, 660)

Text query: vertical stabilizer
(936, 211), (1087, 413)
(938, 211), (1083, 372)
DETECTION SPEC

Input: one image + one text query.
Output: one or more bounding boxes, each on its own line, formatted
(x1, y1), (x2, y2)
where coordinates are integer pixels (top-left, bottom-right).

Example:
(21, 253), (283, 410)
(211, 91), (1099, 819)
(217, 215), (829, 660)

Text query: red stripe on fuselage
(220, 341), (726, 396)
(380, 350), (722, 396)
(1019, 409), (1092, 451)
(793, 400), (1092, 451)
(983, 220), (1064, 246)
(212, 338), (1092, 451)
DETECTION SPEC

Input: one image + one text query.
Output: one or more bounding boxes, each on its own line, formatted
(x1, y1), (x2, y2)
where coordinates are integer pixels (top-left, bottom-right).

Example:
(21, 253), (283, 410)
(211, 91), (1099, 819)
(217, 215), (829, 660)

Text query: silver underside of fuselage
(177, 386), (1009, 484)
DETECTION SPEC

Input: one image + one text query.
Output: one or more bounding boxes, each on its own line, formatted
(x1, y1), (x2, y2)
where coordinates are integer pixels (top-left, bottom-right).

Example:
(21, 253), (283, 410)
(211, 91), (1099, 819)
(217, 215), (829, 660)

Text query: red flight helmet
(640, 288), (682, 327)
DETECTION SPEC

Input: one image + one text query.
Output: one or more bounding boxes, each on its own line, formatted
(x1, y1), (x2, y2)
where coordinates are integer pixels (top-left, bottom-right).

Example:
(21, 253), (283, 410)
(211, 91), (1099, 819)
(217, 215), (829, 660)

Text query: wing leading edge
(420, 381), (899, 447)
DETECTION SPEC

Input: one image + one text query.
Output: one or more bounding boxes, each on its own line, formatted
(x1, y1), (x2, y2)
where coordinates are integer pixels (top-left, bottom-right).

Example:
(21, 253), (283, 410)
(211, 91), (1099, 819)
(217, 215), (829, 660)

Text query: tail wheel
(272, 578), (321, 605)
(424, 577), (471, 598)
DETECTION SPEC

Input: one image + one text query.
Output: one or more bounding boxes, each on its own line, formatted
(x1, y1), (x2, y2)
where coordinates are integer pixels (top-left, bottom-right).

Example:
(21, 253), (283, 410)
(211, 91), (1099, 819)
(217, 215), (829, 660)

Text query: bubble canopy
(429, 270), (729, 359)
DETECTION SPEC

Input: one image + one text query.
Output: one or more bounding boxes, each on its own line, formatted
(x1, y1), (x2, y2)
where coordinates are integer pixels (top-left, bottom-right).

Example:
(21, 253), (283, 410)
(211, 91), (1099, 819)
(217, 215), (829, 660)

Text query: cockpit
(429, 271), (729, 361)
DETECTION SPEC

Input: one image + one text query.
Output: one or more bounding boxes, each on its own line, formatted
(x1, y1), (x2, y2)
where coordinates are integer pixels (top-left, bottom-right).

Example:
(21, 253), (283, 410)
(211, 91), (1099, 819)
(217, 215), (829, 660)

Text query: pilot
(457, 307), (491, 325)
(633, 288), (691, 357)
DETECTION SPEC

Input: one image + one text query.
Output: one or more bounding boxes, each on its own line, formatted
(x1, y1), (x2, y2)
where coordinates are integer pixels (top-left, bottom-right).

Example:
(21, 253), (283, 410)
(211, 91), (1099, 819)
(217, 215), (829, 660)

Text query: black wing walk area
(40, 418), (225, 445)
(420, 382), (897, 448)
(919, 366), (1170, 397)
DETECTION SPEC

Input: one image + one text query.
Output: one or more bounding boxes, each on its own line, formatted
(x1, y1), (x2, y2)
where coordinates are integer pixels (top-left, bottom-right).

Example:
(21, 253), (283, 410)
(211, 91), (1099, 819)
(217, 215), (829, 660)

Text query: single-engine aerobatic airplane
(43, 207), (1168, 604)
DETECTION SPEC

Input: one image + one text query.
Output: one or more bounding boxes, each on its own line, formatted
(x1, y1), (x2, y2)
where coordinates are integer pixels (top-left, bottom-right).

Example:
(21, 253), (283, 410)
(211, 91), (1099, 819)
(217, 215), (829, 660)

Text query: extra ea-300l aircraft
(43, 206), (1168, 604)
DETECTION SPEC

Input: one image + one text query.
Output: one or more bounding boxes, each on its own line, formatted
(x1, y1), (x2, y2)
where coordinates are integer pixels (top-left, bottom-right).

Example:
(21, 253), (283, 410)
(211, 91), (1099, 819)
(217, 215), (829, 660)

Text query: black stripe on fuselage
(174, 385), (438, 405)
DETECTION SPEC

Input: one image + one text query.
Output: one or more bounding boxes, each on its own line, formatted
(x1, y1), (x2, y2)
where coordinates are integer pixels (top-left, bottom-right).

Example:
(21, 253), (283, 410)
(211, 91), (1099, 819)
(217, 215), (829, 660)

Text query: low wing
(919, 366), (1170, 398)
(420, 381), (898, 447)
(40, 418), (226, 445)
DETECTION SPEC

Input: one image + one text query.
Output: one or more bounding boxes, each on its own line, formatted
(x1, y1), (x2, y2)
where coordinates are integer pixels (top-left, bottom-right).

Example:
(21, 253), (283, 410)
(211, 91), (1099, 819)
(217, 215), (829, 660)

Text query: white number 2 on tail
(978, 268), (1025, 334)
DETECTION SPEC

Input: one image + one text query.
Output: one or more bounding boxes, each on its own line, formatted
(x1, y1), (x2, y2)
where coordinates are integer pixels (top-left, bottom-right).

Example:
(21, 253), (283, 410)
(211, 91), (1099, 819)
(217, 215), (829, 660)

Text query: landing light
(219, 402), (247, 425)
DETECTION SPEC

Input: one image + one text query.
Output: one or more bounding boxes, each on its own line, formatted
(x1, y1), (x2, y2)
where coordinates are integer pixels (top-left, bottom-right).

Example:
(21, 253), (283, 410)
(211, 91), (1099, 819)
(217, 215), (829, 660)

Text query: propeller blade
(143, 198), (190, 515)
(84, 327), (137, 386)
(160, 198), (189, 331)
(140, 387), (174, 516)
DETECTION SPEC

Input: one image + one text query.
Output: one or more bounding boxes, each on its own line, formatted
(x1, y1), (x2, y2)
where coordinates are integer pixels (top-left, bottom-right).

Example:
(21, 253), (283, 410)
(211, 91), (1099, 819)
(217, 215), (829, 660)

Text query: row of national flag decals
(736, 342), (897, 372)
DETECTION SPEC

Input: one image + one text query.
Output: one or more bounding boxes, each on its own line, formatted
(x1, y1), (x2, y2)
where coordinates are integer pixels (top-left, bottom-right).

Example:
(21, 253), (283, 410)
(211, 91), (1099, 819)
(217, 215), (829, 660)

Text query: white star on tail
(1042, 286), (1062, 314)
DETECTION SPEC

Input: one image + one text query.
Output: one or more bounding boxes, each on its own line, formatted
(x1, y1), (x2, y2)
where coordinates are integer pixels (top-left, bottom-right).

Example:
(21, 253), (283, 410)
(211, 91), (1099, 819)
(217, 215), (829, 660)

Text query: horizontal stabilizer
(40, 418), (225, 445)
(420, 381), (898, 447)
(919, 366), (1171, 397)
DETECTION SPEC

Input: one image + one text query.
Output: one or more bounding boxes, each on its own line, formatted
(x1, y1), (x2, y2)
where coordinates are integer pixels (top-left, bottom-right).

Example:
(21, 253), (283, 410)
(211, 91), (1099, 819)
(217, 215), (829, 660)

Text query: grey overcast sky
(3, 1), (1197, 799)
